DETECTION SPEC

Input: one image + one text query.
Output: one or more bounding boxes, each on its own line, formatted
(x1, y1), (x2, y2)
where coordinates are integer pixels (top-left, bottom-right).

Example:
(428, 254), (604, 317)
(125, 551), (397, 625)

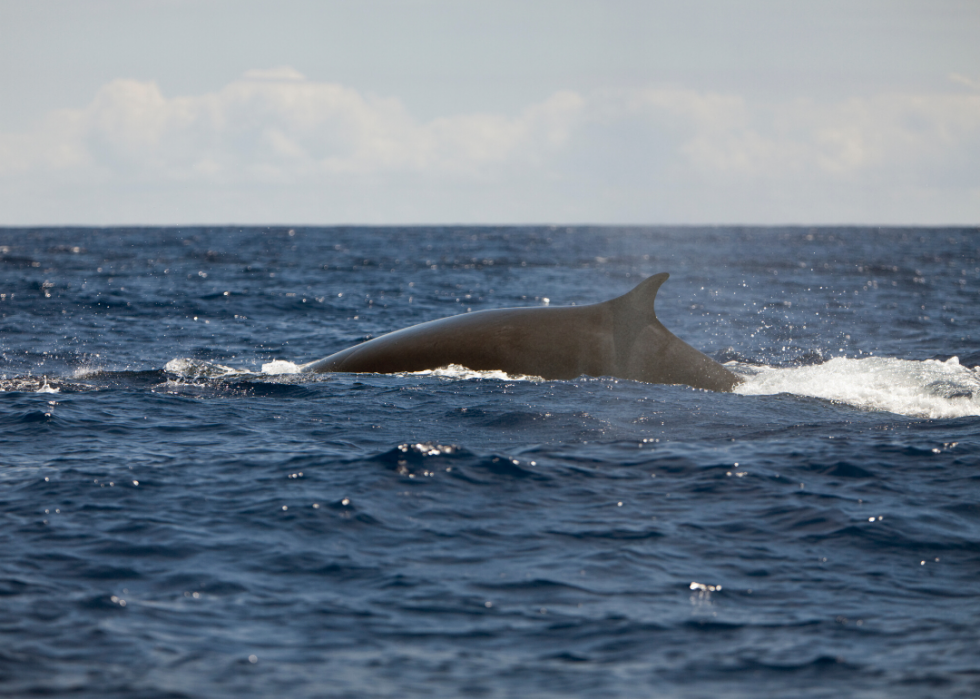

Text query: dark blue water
(2, 226), (979, 698)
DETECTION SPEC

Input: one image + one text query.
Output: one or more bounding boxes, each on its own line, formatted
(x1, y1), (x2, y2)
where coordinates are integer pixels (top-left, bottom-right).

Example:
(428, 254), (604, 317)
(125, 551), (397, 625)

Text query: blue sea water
(1, 225), (979, 698)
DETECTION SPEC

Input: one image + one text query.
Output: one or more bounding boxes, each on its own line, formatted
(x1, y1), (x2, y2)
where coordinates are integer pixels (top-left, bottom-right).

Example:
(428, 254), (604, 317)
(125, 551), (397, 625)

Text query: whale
(301, 273), (742, 392)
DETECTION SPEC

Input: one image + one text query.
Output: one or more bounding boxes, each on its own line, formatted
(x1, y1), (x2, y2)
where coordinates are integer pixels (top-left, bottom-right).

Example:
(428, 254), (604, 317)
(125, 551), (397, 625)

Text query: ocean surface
(1, 225), (979, 698)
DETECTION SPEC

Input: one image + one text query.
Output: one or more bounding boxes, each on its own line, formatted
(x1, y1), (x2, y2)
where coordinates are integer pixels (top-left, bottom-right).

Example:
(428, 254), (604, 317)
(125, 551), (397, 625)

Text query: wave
(5, 355), (978, 419)
(204, 355), (980, 418)
(733, 356), (980, 419)
(257, 359), (544, 382)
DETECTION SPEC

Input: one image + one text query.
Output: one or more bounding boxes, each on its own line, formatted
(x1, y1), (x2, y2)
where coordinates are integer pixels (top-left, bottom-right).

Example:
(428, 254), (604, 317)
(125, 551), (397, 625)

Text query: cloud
(605, 87), (980, 184)
(0, 68), (584, 183)
(1, 68), (979, 223)
(949, 73), (980, 91)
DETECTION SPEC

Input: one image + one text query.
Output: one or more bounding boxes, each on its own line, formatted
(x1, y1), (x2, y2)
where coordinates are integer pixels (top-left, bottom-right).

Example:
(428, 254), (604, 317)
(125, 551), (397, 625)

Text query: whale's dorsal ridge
(611, 272), (669, 324)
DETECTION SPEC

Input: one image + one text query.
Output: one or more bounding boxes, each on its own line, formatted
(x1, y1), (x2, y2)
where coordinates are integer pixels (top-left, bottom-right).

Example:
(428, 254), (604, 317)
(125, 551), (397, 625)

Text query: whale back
(302, 273), (741, 392)
(607, 273), (740, 391)
(301, 301), (612, 379)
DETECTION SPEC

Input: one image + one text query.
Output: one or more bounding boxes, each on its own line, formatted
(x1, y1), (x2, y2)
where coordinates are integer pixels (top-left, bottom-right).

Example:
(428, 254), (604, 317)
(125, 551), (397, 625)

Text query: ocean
(1, 225), (978, 698)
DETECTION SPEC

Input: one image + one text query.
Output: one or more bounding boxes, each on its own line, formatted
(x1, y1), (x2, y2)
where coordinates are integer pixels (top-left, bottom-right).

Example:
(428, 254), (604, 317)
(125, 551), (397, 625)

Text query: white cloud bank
(2, 68), (978, 224)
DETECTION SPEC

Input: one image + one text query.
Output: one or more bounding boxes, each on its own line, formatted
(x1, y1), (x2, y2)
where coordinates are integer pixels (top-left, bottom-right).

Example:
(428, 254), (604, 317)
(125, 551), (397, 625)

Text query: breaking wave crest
(8, 356), (977, 419)
(734, 356), (980, 419)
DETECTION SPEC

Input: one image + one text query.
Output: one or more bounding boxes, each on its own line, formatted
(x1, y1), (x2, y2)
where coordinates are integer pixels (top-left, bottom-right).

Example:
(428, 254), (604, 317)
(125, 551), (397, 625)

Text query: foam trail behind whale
(734, 356), (980, 419)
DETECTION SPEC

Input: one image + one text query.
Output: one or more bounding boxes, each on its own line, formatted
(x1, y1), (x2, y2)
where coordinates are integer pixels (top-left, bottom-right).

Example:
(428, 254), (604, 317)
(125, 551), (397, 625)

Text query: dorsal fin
(610, 272), (669, 323)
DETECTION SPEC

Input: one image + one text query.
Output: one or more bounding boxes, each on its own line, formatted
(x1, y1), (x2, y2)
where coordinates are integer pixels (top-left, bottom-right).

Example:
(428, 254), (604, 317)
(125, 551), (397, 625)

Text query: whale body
(301, 273), (742, 392)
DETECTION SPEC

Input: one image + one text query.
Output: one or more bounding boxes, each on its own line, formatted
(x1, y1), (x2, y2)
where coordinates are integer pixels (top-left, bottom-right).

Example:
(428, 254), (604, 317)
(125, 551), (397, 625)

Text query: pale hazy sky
(1, 0), (978, 225)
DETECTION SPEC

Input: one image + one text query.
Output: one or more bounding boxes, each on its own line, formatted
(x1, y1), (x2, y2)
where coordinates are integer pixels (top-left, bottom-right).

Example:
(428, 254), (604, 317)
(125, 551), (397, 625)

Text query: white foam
(72, 365), (104, 379)
(733, 356), (980, 419)
(164, 358), (244, 378)
(160, 355), (979, 419)
(261, 360), (302, 375)
(402, 364), (544, 382)
(0, 376), (61, 393)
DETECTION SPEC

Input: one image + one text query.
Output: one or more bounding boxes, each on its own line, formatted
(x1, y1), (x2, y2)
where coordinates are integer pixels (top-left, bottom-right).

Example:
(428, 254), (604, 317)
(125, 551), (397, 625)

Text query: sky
(1, 0), (978, 226)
